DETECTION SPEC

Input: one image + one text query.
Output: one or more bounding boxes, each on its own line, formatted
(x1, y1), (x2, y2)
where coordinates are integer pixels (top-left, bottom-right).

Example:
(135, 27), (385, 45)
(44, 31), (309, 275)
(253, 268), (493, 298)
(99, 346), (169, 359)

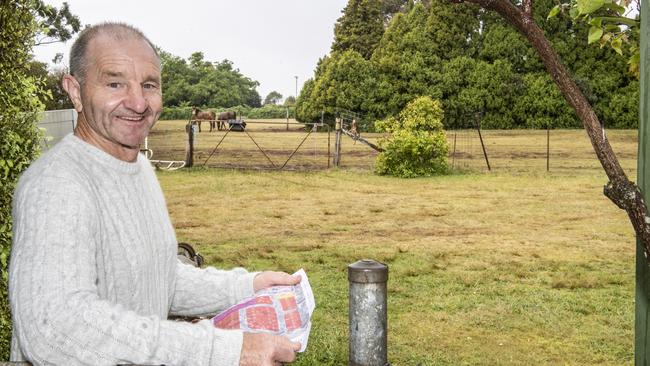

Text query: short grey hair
(69, 22), (160, 84)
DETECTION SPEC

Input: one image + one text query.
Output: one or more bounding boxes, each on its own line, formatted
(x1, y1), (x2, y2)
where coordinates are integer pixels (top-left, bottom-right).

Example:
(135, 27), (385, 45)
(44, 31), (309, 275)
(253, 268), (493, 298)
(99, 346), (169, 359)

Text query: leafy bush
(0, 1), (46, 359)
(160, 106), (194, 120)
(245, 104), (294, 119)
(375, 96), (450, 178)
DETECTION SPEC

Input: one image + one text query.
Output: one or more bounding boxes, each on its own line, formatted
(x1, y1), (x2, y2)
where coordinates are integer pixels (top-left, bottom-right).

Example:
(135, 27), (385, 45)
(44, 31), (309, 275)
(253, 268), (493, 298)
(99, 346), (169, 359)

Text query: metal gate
(190, 120), (332, 171)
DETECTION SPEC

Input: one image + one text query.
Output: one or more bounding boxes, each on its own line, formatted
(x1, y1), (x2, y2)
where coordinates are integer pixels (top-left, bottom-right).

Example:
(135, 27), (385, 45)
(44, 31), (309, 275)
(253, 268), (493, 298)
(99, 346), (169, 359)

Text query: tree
(32, 0), (82, 46)
(381, 0), (411, 22)
(295, 77), (319, 122)
(440, 57), (520, 128)
(295, 50), (380, 125)
(331, 0), (385, 59)
(159, 50), (261, 108)
(371, 4), (443, 116)
(26, 60), (73, 110)
(283, 96), (296, 106)
(300, 0), (636, 131)
(264, 91), (283, 105)
(513, 72), (577, 128)
(0, 0), (49, 359)
(473, 0), (635, 129)
(548, 0), (640, 76)
(454, 0), (650, 326)
(478, 20), (542, 73)
(370, 1), (481, 118)
(244, 89), (262, 108)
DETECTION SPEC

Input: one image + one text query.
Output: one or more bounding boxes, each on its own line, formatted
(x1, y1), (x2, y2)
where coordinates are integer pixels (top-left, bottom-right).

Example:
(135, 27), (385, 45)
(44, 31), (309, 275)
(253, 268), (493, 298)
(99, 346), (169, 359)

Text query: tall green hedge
(160, 104), (295, 121)
(0, 1), (45, 359)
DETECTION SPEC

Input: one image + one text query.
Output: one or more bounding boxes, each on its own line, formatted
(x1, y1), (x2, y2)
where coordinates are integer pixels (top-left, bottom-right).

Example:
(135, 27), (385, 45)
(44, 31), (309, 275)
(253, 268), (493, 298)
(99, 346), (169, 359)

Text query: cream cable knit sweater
(9, 134), (256, 365)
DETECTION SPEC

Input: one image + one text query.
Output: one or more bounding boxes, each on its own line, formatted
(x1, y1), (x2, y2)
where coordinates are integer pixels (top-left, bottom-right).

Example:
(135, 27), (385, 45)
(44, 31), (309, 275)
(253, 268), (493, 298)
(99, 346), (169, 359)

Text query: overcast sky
(32, 0), (349, 103)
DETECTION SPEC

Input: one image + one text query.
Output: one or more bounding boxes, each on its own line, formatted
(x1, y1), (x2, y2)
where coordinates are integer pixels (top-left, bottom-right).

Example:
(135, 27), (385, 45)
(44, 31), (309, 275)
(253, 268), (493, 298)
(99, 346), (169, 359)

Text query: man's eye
(143, 83), (158, 90)
(108, 82), (121, 88)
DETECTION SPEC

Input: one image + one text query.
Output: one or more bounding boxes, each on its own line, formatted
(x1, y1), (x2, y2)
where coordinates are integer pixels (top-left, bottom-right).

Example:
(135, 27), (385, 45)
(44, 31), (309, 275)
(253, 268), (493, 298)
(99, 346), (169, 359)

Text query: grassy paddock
(156, 128), (637, 365)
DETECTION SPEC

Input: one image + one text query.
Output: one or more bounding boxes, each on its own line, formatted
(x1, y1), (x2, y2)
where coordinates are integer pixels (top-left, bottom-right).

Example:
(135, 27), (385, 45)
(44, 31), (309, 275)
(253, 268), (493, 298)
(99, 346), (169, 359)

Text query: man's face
(65, 35), (162, 160)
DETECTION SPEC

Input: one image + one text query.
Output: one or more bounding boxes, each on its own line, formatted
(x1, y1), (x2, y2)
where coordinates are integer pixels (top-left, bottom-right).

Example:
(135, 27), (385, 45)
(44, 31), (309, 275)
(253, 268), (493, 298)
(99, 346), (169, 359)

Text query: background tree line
(29, 49), (267, 111)
(159, 50), (263, 109)
(295, 0), (638, 130)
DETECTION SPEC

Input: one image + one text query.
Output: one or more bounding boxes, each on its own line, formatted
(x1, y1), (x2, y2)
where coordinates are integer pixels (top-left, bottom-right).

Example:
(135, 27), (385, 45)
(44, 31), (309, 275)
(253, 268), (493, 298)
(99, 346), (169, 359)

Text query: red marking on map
(279, 294), (297, 311)
(246, 306), (279, 332)
(214, 311), (240, 329)
(256, 296), (273, 305)
(284, 311), (302, 331)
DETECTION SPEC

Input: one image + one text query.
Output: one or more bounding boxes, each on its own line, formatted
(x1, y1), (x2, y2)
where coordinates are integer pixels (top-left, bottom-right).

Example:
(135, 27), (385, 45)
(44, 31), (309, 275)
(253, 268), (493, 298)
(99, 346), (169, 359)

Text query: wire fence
(147, 121), (638, 175)
(147, 119), (334, 171)
(36, 114), (636, 175)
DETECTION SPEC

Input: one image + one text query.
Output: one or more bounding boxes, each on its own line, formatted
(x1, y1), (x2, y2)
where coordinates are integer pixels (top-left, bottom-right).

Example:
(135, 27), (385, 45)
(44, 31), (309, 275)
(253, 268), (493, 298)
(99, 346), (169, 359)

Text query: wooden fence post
(185, 121), (194, 168)
(636, 0), (650, 362)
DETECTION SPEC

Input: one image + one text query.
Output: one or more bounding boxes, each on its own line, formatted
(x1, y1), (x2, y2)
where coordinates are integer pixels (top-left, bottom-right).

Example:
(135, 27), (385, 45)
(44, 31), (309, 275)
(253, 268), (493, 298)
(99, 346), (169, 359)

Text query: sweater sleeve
(170, 262), (258, 317)
(9, 174), (243, 366)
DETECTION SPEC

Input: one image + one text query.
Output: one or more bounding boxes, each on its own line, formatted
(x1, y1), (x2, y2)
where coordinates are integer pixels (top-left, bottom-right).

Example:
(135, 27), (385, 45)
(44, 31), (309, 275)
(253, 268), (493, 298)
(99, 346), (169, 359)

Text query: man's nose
(123, 84), (148, 113)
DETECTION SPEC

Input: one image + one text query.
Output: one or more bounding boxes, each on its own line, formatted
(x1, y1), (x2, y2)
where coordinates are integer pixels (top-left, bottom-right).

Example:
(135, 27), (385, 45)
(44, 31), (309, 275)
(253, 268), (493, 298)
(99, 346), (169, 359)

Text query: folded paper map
(212, 269), (315, 352)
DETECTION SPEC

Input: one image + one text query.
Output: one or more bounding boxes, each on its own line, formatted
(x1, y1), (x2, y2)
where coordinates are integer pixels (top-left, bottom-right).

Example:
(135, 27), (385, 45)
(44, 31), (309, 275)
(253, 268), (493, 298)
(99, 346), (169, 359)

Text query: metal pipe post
(348, 259), (389, 366)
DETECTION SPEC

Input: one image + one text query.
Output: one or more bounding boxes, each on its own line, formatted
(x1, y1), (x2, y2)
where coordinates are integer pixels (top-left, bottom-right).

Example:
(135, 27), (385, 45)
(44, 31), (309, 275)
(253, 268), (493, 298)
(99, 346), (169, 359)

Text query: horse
(191, 107), (216, 132)
(218, 111), (236, 130)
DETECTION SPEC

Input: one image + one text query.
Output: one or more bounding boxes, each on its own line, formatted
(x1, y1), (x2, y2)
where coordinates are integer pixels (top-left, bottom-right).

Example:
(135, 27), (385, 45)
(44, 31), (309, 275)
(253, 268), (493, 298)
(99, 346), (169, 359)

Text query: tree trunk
(452, 0), (650, 259)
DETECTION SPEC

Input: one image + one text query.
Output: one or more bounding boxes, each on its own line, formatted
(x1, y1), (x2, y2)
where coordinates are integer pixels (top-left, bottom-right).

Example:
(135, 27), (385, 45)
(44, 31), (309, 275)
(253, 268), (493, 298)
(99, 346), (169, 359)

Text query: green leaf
(603, 3), (626, 13)
(611, 37), (623, 55)
(600, 32), (612, 46)
(588, 26), (604, 44)
(577, 0), (606, 15)
(588, 17), (603, 27)
(547, 5), (561, 19)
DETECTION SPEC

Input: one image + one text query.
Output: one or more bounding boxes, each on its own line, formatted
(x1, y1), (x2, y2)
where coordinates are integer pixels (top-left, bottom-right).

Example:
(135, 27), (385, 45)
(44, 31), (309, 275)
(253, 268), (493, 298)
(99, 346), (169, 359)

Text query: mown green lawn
(156, 128), (637, 365)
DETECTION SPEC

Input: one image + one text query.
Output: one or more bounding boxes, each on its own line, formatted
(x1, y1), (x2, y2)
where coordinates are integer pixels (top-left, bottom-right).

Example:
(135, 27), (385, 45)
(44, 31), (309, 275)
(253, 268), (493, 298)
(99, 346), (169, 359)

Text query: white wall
(38, 109), (77, 150)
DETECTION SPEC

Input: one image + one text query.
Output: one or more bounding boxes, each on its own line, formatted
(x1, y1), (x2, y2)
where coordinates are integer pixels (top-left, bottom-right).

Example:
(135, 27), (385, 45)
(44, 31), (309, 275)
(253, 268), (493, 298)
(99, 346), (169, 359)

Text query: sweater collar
(65, 134), (142, 175)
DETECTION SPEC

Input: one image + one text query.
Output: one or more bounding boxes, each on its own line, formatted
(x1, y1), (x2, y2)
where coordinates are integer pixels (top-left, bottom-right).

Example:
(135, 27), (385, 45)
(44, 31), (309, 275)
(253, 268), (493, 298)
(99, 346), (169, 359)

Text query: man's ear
(62, 75), (83, 112)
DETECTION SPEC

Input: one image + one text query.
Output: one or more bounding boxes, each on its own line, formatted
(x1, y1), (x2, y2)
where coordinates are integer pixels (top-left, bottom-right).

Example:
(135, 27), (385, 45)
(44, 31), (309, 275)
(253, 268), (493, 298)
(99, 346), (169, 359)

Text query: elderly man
(9, 22), (300, 366)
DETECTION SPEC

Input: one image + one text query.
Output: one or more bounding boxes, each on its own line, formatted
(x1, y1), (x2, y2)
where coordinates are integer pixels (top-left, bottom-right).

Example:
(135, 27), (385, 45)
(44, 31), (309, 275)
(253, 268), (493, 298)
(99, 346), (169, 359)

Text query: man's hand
(239, 332), (301, 366)
(253, 271), (301, 292)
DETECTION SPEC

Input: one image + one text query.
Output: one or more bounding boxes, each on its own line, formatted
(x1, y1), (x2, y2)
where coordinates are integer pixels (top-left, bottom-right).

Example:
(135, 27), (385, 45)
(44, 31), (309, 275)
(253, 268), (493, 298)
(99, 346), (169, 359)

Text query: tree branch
(523, 0), (533, 16)
(34, 39), (65, 46)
